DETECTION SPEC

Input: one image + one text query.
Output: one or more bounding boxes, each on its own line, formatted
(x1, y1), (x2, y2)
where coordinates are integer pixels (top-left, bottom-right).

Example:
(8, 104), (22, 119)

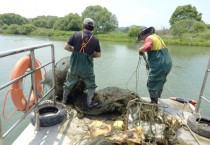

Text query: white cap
(83, 18), (94, 27)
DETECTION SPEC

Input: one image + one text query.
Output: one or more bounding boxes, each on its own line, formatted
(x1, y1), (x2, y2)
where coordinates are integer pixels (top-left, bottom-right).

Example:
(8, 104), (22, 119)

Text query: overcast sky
(1, 0), (209, 29)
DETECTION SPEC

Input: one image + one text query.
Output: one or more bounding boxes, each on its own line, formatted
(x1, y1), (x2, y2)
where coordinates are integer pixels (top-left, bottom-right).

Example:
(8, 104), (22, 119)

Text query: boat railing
(0, 43), (56, 145)
(195, 58), (210, 113)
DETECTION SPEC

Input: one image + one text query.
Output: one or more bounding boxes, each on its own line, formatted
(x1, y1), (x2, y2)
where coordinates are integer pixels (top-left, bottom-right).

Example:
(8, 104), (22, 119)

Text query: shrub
(6, 24), (19, 34)
(1, 24), (8, 30)
(128, 26), (141, 37)
(18, 24), (36, 35)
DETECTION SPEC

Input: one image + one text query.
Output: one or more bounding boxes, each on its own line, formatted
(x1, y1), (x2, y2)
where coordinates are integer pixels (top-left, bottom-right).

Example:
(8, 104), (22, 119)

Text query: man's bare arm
(64, 43), (73, 52)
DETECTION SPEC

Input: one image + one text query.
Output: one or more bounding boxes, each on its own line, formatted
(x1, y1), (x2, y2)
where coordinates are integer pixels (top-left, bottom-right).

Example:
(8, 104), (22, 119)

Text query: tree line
(0, 5), (118, 35)
(0, 4), (209, 39)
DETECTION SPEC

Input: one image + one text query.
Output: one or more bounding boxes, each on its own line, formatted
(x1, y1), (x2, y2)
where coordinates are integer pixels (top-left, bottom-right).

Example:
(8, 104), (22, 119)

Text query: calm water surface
(0, 34), (210, 144)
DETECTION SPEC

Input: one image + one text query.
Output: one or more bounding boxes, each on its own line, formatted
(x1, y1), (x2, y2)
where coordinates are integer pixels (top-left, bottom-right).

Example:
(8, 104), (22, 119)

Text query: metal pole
(51, 45), (56, 105)
(3, 86), (54, 138)
(30, 50), (40, 131)
(0, 44), (54, 140)
(196, 58), (210, 112)
(0, 43), (52, 58)
(0, 118), (3, 145)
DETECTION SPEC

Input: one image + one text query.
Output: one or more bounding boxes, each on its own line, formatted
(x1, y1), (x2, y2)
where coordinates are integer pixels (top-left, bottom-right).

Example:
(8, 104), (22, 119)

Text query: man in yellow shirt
(138, 27), (172, 104)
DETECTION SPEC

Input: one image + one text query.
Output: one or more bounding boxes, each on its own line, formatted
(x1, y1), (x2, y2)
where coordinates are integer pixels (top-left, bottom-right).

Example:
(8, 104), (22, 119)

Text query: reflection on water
(0, 34), (210, 144)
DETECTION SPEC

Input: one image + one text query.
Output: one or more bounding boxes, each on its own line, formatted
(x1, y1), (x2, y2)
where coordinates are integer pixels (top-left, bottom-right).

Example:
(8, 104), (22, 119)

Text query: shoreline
(1, 32), (210, 47)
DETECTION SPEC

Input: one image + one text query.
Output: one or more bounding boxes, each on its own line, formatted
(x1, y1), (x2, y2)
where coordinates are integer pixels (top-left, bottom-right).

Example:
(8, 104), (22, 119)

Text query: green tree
(53, 13), (81, 31)
(170, 19), (207, 37)
(1, 24), (8, 30)
(169, 5), (202, 26)
(82, 5), (118, 33)
(32, 16), (59, 29)
(0, 13), (28, 26)
(47, 16), (59, 29)
(7, 24), (19, 34)
(18, 24), (37, 35)
(128, 26), (141, 37)
(193, 21), (207, 33)
(33, 19), (48, 28)
(206, 24), (210, 29)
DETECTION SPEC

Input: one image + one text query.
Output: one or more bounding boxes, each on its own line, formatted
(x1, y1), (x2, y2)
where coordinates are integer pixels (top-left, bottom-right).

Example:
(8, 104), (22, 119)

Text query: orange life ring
(10, 55), (42, 111)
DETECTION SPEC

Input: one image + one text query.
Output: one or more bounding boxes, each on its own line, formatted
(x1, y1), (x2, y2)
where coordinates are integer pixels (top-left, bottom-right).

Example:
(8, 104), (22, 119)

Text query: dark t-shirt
(67, 31), (100, 55)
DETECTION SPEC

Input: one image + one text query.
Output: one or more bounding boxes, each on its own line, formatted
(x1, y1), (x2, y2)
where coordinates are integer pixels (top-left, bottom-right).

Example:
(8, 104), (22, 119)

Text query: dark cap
(137, 27), (155, 41)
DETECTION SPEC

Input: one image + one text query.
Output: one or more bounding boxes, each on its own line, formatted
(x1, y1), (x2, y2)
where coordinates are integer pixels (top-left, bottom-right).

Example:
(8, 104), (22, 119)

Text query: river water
(0, 34), (210, 144)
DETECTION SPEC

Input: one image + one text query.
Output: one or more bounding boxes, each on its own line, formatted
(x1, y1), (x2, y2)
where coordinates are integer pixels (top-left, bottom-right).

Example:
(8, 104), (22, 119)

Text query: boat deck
(12, 98), (210, 145)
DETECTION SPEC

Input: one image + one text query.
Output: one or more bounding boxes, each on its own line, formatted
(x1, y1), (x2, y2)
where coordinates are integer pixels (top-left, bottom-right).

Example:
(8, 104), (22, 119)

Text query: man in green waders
(137, 27), (172, 104)
(62, 18), (101, 109)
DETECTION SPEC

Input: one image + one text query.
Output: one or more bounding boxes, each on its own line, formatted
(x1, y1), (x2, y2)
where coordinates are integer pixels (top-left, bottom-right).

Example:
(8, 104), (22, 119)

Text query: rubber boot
(86, 89), (100, 109)
(158, 89), (163, 98)
(150, 97), (158, 104)
(87, 89), (95, 106)
(62, 93), (68, 104)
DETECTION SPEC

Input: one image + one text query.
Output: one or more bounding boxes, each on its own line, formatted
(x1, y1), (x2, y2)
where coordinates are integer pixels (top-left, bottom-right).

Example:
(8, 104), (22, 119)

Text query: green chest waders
(147, 48), (172, 103)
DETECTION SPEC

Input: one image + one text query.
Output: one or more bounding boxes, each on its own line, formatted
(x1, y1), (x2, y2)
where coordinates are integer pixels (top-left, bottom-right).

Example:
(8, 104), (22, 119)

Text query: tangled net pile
(87, 98), (182, 145)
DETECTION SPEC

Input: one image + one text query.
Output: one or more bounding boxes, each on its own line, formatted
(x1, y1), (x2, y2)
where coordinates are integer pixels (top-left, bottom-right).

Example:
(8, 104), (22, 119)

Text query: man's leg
(147, 76), (164, 104)
(87, 88), (95, 106)
(62, 73), (78, 104)
(83, 75), (98, 108)
(148, 89), (158, 104)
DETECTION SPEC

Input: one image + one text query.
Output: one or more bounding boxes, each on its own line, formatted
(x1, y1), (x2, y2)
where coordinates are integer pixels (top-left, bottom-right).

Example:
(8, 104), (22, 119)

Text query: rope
(2, 89), (17, 120)
(177, 113), (201, 145)
(126, 55), (148, 95)
(127, 100), (161, 143)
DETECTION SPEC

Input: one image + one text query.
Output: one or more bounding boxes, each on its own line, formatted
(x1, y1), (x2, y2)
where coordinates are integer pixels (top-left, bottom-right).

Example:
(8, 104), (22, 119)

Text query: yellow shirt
(143, 34), (166, 51)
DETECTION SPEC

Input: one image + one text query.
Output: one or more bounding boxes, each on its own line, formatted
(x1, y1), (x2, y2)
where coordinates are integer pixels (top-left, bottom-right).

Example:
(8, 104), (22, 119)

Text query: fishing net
(125, 99), (182, 145)
(73, 87), (140, 115)
(42, 57), (139, 116)
(42, 57), (182, 145)
(42, 56), (70, 99)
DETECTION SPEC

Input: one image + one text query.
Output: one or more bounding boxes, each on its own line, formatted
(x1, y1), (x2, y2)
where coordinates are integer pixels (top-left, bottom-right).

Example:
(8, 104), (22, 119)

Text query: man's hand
(138, 46), (145, 56)
(139, 51), (144, 56)
(93, 51), (101, 58)
(64, 44), (73, 52)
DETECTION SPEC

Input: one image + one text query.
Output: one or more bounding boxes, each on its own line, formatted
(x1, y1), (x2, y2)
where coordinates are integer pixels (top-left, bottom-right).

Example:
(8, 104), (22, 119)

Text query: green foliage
(97, 32), (133, 42)
(205, 24), (210, 29)
(18, 24), (37, 35)
(169, 5), (202, 26)
(33, 19), (48, 29)
(3, 24), (36, 35)
(197, 29), (210, 40)
(47, 16), (59, 29)
(53, 13), (82, 31)
(0, 13), (28, 26)
(1, 24), (8, 30)
(82, 5), (118, 33)
(0, 8), (209, 47)
(128, 26), (141, 37)
(192, 21), (207, 33)
(170, 19), (207, 37)
(31, 16), (59, 29)
(6, 24), (19, 34)
(30, 29), (71, 40)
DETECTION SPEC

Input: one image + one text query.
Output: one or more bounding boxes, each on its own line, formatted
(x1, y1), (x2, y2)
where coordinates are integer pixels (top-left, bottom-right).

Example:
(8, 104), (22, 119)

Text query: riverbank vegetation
(0, 5), (210, 46)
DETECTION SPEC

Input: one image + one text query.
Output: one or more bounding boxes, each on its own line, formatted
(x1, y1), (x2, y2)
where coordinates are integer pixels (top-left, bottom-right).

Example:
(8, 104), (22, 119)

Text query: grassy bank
(1, 28), (210, 47)
(30, 29), (72, 41)
(162, 37), (210, 47)
(96, 31), (210, 47)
